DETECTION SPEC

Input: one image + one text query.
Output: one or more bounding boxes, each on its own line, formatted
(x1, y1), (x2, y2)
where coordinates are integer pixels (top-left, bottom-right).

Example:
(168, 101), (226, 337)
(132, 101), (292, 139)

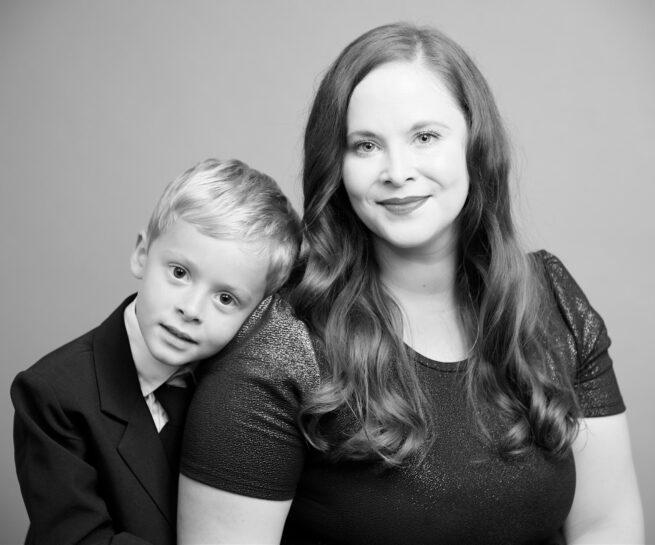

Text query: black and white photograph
(1, 1), (653, 543)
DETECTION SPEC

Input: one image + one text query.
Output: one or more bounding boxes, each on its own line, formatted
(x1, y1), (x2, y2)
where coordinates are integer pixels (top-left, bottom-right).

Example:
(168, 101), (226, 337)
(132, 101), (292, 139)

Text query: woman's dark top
(181, 251), (625, 545)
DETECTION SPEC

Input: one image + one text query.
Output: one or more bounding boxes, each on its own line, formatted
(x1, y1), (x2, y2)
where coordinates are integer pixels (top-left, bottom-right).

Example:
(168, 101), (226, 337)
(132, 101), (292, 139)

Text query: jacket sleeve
(11, 370), (154, 545)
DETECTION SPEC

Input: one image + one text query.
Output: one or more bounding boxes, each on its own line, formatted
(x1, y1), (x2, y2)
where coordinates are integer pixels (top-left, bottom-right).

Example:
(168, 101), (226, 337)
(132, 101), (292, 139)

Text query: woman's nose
(381, 146), (415, 186)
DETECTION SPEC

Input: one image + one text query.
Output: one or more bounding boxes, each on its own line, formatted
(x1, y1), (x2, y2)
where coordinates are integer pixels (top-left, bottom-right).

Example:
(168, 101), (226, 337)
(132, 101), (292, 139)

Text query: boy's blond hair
(146, 158), (300, 294)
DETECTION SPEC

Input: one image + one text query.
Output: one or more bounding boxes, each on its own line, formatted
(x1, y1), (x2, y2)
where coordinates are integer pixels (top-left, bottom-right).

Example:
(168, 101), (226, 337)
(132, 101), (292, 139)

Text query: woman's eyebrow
(347, 121), (451, 139)
(345, 129), (378, 139)
(408, 120), (451, 132)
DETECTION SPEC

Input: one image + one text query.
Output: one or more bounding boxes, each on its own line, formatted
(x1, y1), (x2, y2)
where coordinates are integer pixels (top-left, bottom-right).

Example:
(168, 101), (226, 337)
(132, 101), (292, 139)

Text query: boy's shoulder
(21, 326), (97, 383)
(15, 295), (135, 390)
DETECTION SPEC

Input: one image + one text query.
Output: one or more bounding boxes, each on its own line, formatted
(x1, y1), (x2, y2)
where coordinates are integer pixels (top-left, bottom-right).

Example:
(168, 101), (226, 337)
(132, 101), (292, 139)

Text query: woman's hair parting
(146, 158), (301, 294)
(292, 22), (579, 465)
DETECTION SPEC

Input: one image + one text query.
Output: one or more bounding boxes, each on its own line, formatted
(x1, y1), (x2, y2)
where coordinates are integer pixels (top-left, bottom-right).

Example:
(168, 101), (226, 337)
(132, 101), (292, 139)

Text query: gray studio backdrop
(1, 1), (653, 543)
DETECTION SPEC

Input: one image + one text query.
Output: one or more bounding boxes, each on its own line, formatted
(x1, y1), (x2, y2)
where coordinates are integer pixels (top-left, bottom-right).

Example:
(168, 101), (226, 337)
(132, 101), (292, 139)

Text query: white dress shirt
(123, 299), (192, 432)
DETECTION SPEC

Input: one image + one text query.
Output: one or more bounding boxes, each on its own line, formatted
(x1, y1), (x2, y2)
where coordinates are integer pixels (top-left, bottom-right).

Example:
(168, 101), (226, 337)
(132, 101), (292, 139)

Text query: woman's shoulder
(530, 248), (573, 281)
(531, 249), (581, 286)
(530, 249), (603, 324)
(529, 249), (610, 367)
(199, 293), (320, 390)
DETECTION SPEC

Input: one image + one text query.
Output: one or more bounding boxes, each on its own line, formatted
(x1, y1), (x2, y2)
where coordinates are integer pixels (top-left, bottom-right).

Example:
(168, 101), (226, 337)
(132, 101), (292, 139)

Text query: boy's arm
(11, 370), (154, 545)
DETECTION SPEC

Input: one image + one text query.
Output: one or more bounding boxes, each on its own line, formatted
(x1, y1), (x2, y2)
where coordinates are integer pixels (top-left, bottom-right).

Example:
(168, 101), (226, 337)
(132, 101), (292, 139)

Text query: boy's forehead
(152, 220), (212, 250)
(163, 221), (269, 254)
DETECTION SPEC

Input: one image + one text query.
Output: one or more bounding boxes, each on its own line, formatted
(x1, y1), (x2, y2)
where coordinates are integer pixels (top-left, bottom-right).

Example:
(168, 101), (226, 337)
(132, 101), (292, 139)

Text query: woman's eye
(354, 141), (378, 154)
(217, 293), (236, 306)
(416, 131), (440, 145)
(170, 266), (187, 280)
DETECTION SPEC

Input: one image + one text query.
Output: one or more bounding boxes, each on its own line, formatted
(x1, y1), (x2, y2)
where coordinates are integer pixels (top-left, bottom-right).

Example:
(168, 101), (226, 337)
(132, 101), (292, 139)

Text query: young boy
(11, 158), (300, 545)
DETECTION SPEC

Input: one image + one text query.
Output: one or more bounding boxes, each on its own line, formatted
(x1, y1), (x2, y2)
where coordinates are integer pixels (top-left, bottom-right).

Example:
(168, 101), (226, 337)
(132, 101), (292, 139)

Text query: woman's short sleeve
(180, 296), (320, 500)
(539, 250), (625, 417)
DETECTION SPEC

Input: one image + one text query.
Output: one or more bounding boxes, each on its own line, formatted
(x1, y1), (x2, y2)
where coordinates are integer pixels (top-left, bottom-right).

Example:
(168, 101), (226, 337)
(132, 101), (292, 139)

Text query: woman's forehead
(346, 62), (463, 131)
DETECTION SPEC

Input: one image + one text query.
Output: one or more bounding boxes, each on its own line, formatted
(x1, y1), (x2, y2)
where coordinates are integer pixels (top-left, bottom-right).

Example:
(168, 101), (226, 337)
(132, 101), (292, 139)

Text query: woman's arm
(177, 475), (292, 545)
(564, 413), (644, 544)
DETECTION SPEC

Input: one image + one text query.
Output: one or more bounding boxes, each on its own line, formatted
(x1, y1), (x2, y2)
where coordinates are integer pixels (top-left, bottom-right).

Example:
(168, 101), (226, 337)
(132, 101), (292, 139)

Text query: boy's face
(130, 219), (269, 368)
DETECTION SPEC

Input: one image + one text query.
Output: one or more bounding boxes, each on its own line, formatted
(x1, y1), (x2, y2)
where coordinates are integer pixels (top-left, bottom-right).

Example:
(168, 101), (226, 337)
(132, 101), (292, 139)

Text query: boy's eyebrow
(161, 249), (192, 265)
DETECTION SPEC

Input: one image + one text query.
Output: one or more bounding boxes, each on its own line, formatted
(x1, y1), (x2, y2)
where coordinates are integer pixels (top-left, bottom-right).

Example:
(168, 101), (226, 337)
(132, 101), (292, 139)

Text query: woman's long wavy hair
(290, 23), (580, 466)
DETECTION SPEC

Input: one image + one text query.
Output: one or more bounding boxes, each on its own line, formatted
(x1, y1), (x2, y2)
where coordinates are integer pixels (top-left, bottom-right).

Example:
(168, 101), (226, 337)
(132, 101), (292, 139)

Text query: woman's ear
(130, 230), (149, 279)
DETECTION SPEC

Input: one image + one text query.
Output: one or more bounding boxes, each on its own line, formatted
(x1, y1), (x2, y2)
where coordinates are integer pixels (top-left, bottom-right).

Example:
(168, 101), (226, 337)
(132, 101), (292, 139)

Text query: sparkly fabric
(537, 251), (624, 416)
(181, 251), (624, 545)
(183, 295), (320, 498)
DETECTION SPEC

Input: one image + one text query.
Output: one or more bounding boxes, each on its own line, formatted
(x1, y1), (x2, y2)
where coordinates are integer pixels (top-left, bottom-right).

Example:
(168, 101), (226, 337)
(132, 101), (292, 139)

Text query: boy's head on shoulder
(130, 158), (301, 368)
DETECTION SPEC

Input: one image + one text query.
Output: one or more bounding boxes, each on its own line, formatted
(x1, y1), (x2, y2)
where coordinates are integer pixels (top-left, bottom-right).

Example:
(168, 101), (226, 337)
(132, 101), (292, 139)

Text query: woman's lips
(378, 196), (429, 215)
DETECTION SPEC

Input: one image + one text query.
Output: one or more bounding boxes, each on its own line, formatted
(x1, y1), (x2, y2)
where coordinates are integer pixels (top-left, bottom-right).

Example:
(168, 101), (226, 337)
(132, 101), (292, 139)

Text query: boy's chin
(149, 346), (197, 368)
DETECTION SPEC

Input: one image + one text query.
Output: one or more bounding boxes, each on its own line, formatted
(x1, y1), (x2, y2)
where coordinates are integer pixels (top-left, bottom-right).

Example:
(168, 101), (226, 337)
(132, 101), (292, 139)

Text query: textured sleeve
(180, 296), (320, 501)
(540, 250), (625, 417)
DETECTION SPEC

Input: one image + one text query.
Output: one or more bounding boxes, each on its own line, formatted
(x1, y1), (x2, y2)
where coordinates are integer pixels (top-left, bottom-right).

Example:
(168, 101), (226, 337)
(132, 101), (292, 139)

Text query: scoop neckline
(405, 345), (468, 372)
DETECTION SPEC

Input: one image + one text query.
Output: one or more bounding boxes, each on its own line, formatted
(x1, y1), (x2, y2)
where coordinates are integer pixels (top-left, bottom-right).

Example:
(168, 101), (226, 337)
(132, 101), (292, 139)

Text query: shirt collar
(124, 298), (181, 398)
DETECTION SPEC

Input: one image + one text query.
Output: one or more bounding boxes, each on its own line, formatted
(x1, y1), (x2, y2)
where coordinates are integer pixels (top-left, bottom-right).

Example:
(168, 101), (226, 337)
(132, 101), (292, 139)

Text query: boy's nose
(177, 291), (203, 323)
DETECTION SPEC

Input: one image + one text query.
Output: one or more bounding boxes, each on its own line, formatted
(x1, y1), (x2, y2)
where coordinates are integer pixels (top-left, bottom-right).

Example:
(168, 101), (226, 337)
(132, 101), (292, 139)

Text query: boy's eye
(217, 293), (236, 306)
(171, 266), (187, 279)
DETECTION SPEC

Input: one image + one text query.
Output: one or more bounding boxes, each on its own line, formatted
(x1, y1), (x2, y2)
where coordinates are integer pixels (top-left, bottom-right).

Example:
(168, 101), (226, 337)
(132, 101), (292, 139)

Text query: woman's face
(342, 61), (469, 256)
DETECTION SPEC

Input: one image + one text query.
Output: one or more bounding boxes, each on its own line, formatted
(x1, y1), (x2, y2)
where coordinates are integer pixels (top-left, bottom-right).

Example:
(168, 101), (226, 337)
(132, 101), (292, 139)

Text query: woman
(178, 23), (643, 544)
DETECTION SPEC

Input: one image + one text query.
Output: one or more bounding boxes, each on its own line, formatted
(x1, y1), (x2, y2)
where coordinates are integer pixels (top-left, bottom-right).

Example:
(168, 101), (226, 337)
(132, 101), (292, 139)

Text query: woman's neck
(374, 239), (458, 305)
(373, 239), (469, 362)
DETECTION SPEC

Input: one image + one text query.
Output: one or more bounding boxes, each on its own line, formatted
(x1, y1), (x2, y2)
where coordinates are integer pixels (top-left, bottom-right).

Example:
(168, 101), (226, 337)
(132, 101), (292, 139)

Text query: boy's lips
(161, 324), (197, 344)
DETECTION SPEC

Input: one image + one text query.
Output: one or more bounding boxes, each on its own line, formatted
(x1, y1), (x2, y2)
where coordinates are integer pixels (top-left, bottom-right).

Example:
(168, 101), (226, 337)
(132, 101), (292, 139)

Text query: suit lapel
(94, 295), (175, 524)
(117, 405), (174, 523)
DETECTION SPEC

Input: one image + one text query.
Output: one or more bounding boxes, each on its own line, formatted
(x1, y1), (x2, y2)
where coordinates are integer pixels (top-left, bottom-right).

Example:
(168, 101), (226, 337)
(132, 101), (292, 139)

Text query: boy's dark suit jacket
(11, 295), (177, 545)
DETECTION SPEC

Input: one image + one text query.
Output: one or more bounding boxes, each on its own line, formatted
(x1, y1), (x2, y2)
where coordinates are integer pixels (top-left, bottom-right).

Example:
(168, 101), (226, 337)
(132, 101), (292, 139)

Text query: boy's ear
(130, 230), (149, 280)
